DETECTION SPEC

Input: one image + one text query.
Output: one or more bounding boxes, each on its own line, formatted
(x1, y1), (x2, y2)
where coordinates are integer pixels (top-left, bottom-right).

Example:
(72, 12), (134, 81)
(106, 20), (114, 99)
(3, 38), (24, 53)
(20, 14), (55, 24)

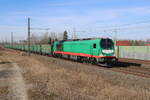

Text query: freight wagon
(4, 44), (51, 55)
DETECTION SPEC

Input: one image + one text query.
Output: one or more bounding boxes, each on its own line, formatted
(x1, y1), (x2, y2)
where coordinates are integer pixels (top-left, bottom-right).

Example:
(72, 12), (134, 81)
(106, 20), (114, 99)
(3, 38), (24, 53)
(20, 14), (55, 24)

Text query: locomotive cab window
(93, 44), (96, 48)
(56, 43), (63, 51)
(100, 39), (114, 49)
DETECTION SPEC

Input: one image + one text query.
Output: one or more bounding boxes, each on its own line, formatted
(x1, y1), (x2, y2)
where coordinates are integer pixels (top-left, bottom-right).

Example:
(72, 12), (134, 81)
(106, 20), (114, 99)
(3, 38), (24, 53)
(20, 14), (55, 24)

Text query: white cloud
(103, 6), (150, 15)
(0, 5), (150, 40)
(127, 7), (150, 15)
(0, 25), (27, 41)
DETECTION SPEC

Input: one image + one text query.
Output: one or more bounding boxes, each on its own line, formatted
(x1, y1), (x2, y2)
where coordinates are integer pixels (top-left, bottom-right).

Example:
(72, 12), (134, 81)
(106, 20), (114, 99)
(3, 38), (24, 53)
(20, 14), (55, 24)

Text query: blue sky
(0, 0), (150, 41)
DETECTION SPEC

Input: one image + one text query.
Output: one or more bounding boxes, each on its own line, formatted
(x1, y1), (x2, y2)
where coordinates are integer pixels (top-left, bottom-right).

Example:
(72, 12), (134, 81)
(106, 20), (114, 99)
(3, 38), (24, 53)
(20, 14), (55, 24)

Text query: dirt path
(0, 60), (28, 100)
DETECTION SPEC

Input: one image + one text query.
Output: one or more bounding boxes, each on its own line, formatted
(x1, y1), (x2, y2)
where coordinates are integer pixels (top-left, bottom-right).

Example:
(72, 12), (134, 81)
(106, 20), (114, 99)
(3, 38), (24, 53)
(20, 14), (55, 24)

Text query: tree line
(27, 30), (68, 45)
(117, 39), (150, 46)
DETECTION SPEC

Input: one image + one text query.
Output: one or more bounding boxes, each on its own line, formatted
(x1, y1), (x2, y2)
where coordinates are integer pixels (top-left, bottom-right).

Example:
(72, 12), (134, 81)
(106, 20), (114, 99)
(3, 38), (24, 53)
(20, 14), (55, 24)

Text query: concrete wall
(116, 46), (150, 60)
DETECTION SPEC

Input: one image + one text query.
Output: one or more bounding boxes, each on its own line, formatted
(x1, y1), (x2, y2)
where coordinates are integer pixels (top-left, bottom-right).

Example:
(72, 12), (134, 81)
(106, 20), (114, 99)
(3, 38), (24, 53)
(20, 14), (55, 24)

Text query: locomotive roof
(58, 38), (111, 42)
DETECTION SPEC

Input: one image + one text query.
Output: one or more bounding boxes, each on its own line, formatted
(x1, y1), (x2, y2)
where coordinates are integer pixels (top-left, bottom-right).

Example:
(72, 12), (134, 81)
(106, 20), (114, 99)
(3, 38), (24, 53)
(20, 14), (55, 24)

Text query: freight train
(4, 38), (118, 65)
(51, 38), (118, 64)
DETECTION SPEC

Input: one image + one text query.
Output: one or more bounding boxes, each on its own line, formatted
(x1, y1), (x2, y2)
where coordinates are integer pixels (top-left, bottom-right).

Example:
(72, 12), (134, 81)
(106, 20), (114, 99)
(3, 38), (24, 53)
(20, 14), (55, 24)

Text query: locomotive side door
(91, 43), (98, 56)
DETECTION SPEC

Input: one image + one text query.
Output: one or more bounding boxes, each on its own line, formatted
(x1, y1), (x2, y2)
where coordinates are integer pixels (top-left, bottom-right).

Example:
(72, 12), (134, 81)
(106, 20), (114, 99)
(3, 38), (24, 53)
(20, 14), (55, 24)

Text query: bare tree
(40, 33), (49, 44)
(49, 32), (57, 40)
(57, 32), (64, 40)
(30, 33), (40, 44)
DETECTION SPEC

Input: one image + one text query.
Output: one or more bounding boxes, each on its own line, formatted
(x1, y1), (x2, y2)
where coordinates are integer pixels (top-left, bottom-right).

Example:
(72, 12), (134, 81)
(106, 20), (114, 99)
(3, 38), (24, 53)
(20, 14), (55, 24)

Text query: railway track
(110, 67), (150, 78)
(4, 48), (150, 79)
(96, 62), (150, 78)
(83, 62), (150, 78)
(68, 59), (150, 79)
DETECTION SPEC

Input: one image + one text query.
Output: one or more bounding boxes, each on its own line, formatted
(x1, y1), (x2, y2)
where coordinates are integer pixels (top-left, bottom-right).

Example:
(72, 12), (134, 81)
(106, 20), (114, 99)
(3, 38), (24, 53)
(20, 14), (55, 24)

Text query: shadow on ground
(0, 62), (11, 65)
(109, 61), (142, 68)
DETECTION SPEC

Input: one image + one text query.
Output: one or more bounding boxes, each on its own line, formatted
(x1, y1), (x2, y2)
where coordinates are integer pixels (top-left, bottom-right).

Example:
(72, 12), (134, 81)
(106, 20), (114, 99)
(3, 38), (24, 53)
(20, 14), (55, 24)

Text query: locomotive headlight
(102, 50), (114, 54)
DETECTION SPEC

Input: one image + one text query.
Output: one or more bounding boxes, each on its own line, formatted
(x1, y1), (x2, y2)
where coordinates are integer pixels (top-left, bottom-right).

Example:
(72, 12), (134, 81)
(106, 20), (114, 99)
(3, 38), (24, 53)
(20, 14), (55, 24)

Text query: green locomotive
(51, 38), (117, 64)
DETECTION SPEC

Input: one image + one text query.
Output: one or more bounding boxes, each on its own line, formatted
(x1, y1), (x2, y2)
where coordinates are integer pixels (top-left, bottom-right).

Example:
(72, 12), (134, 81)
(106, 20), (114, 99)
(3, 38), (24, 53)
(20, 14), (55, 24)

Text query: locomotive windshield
(100, 39), (114, 49)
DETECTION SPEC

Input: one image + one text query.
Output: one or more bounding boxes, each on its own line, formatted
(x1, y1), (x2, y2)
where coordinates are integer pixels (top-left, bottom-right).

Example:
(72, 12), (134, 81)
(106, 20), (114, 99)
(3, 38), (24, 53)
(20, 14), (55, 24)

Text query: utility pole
(114, 29), (117, 46)
(114, 29), (119, 58)
(11, 32), (13, 48)
(72, 28), (77, 39)
(28, 18), (31, 56)
(27, 18), (50, 56)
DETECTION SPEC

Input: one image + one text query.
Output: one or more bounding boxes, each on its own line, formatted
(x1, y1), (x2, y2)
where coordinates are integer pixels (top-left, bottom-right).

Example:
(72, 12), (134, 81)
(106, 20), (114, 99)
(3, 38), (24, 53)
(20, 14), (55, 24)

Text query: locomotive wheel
(89, 58), (97, 64)
(77, 56), (83, 63)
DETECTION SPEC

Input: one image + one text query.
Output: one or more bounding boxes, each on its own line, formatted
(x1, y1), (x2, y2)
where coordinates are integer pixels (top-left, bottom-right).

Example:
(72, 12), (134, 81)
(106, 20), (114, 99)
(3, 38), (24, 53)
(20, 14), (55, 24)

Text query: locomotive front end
(98, 38), (117, 63)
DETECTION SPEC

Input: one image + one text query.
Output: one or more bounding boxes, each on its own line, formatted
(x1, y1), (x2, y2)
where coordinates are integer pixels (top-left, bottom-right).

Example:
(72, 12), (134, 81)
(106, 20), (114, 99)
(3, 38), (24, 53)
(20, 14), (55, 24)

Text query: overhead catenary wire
(30, 28), (51, 30)
(98, 19), (150, 29)
(97, 25), (150, 32)
(68, 19), (150, 35)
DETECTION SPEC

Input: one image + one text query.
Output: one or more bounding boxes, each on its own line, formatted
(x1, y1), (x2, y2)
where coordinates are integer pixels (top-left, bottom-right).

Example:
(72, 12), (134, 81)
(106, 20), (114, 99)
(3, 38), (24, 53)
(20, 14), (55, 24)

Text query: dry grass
(0, 87), (9, 95)
(1, 50), (150, 100)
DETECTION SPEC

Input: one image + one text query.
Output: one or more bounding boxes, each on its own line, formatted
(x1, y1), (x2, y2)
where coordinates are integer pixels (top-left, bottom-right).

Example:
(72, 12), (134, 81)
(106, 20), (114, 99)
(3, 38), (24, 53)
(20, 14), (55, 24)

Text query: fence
(116, 46), (150, 60)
